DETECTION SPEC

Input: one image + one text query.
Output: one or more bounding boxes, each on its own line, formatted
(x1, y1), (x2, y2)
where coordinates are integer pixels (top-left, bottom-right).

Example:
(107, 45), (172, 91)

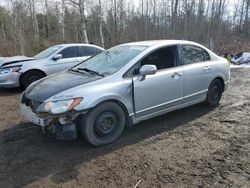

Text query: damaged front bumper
(20, 103), (87, 140)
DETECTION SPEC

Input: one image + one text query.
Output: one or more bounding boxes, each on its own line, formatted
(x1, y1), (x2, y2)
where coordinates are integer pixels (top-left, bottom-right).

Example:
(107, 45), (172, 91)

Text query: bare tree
(69, 0), (89, 43)
(98, 0), (105, 48)
(27, 0), (39, 40)
(171, 0), (179, 37)
(244, 0), (250, 34)
(62, 0), (65, 41)
(0, 0), (249, 56)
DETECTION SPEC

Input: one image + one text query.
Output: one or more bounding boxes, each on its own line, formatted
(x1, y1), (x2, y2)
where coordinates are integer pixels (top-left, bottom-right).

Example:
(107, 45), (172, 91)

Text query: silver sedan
(20, 40), (230, 146)
(0, 44), (104, 88)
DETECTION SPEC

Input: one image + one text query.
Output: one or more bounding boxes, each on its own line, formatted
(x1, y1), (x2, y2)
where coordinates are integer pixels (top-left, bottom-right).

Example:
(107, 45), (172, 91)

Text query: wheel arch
(213, 76), (225, 92)
(19, 69), (47, 87)
(77, 98), (133, 129)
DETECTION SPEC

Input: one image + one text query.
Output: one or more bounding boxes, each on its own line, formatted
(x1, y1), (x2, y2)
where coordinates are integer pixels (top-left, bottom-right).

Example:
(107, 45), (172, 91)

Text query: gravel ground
(0, 68), (249, 188)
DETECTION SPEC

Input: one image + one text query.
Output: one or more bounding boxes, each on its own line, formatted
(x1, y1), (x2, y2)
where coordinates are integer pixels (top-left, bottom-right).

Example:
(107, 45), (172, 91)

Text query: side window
(80, 46), (99, 56)
(140, 46), (177, 70)
(59, 46), (80, 59)
(181, 45), (210, 65)
(124, 63), (140, 78)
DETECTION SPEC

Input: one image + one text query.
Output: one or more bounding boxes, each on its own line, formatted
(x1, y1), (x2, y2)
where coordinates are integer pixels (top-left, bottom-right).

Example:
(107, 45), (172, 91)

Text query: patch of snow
(230, 63), (250, 69)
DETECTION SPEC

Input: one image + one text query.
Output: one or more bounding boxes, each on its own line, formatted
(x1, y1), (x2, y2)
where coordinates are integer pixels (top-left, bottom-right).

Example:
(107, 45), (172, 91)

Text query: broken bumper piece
(20, 104), (80, 140)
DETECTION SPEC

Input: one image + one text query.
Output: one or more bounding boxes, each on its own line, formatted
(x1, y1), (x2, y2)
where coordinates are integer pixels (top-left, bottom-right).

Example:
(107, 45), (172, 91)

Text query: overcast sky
(0, 0), (237, 14)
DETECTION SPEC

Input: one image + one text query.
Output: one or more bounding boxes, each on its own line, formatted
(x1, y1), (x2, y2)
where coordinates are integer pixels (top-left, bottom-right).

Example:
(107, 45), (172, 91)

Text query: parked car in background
(21, 40), (230, 146)
(231, 52), (250, 64)
(0, 44), (104, 88)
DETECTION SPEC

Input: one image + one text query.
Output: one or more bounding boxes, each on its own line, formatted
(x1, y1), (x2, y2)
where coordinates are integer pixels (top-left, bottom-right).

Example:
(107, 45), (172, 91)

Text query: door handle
(203, 66), (211, 71)
(171, 72), (183, 79)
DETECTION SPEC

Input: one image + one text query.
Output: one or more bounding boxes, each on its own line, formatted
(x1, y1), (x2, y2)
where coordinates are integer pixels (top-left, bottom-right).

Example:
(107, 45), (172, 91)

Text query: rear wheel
(80, 102), (126, 146)
(206, 79), (223, 107)
(21, 70), (45, 89)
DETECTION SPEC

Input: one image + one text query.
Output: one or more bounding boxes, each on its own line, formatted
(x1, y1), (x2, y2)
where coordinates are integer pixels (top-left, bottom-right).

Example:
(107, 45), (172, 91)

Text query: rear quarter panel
(212, 57), (230, 84)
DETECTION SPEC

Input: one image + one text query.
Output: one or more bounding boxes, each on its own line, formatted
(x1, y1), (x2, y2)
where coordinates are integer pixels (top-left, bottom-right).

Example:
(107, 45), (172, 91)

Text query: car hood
(25, 70), (103, 102)
(0, 56), (36, 66)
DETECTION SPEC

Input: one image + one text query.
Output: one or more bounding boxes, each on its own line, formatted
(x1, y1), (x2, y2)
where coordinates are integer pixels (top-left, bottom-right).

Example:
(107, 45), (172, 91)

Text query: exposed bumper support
(20, 103), (87, 140)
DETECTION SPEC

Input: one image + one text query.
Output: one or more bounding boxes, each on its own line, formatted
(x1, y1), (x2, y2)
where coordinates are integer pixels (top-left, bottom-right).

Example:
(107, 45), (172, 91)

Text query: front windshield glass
(74, 45), (146, 76)
(34, 46), (62, 59)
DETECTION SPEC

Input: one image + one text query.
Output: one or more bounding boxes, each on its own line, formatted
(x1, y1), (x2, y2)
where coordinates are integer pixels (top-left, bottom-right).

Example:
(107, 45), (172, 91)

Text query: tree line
(0, 0), (249, 56)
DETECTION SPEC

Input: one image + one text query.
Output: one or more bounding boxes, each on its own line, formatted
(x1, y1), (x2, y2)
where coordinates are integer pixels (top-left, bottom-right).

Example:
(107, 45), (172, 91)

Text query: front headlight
(37, 98), (83, 114)
(0, 65), (22, 74)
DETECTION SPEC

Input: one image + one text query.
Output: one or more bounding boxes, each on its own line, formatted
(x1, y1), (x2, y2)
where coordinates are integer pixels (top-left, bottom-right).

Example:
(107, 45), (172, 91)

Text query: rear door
(132, 45), (183, 118)
(180, 45), (213, 103)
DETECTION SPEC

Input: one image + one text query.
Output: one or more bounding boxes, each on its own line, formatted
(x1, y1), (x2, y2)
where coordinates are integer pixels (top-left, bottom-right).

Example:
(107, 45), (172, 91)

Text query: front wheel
(21, 70), (45, 89)
(206, 79), (223, 107)
(80, 102), (126, 146)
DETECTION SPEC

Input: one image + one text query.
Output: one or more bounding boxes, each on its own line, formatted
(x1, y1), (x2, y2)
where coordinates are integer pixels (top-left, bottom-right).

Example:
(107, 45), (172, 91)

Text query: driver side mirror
(139, 64), (157, 81)
(52, 54), (62, 61)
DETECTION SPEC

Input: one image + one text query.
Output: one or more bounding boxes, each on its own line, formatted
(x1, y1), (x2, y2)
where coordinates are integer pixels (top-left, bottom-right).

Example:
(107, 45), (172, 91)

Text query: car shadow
(0, 87), (23, 97)
(0, 103), (214, 187)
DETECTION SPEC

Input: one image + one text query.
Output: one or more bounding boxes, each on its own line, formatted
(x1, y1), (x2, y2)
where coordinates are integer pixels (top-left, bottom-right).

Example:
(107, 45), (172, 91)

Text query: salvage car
(21, 40), (230, 146)
(0, 44), (104, 88)
(231, 52), (250, 64)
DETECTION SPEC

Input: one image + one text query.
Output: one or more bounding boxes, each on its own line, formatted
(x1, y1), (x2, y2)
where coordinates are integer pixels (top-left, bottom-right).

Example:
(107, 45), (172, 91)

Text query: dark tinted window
(60, 46), (80, 58)
(80, 46), (101, 56)
(181, 45), (210, 64)
(141, 46), (176, 70)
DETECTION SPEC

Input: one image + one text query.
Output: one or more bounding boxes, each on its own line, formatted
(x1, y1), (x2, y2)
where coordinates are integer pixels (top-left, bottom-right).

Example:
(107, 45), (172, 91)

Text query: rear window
(181, 45), (210, 65)
(80, 46), (102, 56)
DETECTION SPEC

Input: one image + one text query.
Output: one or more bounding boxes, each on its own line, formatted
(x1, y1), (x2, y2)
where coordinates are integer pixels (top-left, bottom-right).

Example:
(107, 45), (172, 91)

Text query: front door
(133, 46), (183, 118)
(47, 46), (82, 74)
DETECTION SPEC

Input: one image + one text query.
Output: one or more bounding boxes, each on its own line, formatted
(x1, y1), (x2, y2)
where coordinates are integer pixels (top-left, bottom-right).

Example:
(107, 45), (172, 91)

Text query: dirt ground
(0, 68), (249, 188)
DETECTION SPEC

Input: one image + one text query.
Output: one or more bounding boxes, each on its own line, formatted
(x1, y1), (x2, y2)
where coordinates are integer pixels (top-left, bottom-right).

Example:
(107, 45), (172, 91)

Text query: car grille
(21, 93), (42, 111)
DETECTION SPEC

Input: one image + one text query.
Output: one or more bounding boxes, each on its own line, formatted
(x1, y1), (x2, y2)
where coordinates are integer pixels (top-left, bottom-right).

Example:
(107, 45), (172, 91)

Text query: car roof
(120, 40), (203, 47)
(55, 43), (104, 49)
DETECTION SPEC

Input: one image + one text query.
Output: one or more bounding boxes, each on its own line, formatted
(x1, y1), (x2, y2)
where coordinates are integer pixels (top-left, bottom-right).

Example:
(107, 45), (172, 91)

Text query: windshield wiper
(77, 68), (105, 77)
(68, 68), (85, 74)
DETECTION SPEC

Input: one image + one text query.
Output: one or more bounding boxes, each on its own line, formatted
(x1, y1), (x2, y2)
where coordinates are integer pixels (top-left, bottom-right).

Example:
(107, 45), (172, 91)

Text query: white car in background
(231, 52), (250, 65)
(0, 44), (104, 88)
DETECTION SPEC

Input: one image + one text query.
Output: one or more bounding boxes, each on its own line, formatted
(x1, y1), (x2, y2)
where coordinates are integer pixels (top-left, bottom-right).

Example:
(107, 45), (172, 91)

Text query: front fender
(75, 92), (134, 116)
(87, 94), (133, 114)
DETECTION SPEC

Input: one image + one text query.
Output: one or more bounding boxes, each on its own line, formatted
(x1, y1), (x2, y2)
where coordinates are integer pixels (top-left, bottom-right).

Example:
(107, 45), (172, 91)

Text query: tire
(206, 79), (223, 107)
(21, 70), (45, 89)
(80, 102), (126, 146)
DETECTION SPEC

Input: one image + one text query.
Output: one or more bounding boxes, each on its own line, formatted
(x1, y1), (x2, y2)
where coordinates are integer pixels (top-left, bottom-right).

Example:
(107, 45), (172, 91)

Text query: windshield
(74, 45), (146, 76)
(34, 46), (62, 59)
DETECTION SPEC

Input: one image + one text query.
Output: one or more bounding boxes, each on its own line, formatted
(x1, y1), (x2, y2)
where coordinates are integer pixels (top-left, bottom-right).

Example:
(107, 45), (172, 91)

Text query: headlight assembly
(37, 98), (83, 114)
(0, 65), (22, 74)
